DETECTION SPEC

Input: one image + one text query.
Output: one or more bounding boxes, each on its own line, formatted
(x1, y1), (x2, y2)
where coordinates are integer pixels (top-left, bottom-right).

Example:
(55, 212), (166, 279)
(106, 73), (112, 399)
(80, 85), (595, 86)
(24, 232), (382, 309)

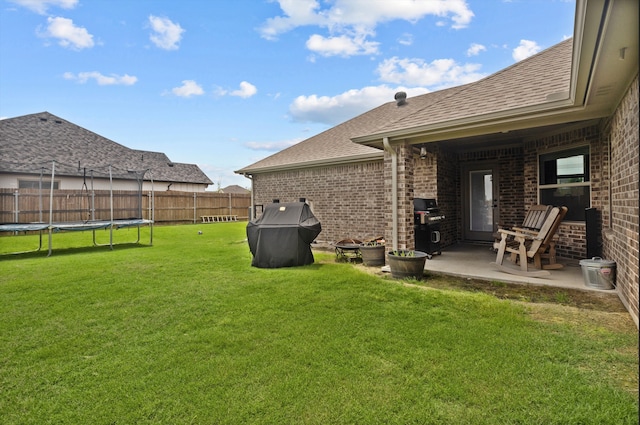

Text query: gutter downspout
(243, 173), (254, 220)
(383, 137), (398, 250)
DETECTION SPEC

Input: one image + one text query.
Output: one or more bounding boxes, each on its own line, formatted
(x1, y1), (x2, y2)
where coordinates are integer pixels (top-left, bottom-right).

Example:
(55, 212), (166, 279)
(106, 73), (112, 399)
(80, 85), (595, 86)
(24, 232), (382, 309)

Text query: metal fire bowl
(332, 239), (363, 250)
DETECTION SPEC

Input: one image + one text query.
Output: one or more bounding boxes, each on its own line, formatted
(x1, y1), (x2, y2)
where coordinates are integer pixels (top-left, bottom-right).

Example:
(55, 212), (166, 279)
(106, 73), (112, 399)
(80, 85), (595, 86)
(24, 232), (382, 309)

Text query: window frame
(537, 144), (591, 222)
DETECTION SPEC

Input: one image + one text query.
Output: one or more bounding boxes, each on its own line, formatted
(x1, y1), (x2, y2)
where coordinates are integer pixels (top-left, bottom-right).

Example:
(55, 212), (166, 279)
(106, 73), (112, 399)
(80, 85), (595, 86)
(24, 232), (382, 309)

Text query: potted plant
(359, 238), (385, 266)
(387, 249), (428, 280)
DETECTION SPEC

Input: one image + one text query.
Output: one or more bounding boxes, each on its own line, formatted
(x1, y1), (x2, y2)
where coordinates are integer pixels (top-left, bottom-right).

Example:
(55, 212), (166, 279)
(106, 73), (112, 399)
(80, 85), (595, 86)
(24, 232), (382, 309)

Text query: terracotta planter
(387, 250), (428, 280)
(359, 244), (385, 266)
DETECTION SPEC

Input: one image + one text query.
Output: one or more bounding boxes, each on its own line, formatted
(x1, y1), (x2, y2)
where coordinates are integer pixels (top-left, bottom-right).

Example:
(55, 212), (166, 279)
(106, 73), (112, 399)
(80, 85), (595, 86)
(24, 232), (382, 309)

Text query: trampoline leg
(47, 227), (52, 257)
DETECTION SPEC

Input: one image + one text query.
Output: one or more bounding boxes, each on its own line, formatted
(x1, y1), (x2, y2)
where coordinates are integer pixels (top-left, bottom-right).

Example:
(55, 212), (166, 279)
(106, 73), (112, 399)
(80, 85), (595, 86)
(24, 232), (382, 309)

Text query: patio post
(383, 137), (398, 251)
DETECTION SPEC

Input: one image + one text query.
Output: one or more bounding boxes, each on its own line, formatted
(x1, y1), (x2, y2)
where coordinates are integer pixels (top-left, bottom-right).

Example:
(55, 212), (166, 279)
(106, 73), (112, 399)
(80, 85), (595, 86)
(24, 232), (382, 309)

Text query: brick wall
(252, 161), (385, 244)
(384, 142), (415, 250)
(413, 149), (437, 197)
(398, 143), (415, 249)
(437, 148), (459, 245)
(602, 74), (639, 327)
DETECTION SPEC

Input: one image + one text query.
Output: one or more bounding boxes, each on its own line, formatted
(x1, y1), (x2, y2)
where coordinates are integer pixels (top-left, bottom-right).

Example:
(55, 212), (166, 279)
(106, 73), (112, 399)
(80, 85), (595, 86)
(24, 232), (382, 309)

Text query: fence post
(13, 190), (19, 223)
(193, 192), (197, 224)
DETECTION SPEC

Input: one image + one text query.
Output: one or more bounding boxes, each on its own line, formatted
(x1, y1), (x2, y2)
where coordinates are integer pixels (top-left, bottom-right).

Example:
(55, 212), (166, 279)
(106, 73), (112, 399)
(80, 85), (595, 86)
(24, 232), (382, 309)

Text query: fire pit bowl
(333, 238), (362, 262)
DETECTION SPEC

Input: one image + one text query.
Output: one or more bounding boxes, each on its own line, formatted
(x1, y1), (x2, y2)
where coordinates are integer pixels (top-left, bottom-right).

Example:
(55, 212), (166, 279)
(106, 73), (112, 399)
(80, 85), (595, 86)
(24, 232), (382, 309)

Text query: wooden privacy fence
(152, 191), (251, 223)
(0, 189), (251, 224)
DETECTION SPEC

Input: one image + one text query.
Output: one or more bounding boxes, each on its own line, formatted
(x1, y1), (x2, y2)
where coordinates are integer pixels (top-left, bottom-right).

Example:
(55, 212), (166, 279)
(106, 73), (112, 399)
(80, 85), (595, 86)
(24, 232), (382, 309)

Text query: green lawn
(0, 223), (637, 424)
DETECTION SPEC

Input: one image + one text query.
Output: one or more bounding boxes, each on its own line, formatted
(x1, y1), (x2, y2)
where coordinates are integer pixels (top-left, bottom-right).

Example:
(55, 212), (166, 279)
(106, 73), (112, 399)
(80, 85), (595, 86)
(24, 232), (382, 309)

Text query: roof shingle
(0, 112), (213, 185)
(237, 38), (572, 174)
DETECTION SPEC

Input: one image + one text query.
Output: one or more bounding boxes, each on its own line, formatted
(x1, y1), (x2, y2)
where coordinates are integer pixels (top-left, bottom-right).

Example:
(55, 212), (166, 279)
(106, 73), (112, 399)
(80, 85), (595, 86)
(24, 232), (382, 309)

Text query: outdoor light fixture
(420, 146), (427, 160)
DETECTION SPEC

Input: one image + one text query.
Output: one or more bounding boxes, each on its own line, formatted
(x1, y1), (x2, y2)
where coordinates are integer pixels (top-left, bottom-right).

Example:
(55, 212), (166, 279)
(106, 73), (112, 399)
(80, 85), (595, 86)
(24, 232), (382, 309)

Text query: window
(538, 146), (590, 221)
(18, 180), (59, 189)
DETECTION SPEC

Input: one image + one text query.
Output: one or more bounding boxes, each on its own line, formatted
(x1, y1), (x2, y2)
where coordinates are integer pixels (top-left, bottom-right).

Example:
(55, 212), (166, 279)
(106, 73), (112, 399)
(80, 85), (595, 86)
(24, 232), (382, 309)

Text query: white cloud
(9, 0), (77, 14)
(63, 71), (137, 85)
(41, 16), (94, 49)
(244, 138), (301, 152)
(306, 33), (379, 57)
(398, 33), (413, 46)
(289, 85), (429, 125)
(259, 0), (473, 57)
(171, 80), (204, 97)
(213, 86), (228, 97)
(258, 0), (323, 40)
(376, 56), (485, 88)
(260, 0), (474, 39)
(466, 43), (486, 56)
(230, 81), (258, 98)
(512, 39), (541, 61)
(148, 15), (184, 50)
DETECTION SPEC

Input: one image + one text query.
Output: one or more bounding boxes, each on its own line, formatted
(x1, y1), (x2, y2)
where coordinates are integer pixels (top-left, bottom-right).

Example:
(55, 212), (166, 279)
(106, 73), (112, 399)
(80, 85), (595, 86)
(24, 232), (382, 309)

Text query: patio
(318, 241), (617, 294)
(419, 243), (612, 293)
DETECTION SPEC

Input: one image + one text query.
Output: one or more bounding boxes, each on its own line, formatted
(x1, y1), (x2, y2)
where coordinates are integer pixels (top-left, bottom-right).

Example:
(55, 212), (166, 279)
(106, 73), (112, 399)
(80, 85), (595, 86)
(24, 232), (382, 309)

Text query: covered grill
(414, 198), (445, 258)
(247, 201), (322, 268)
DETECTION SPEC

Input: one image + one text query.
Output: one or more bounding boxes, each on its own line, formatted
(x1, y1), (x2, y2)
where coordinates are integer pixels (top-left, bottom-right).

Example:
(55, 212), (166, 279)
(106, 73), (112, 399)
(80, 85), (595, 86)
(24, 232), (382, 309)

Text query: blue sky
(0, 0), (576, 189)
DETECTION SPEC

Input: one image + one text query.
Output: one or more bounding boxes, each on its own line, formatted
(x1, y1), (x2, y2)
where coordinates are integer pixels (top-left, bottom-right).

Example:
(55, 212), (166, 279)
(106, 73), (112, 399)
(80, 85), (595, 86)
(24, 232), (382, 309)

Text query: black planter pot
(387, 250), (428, 280)
(359, 244), (385, 266)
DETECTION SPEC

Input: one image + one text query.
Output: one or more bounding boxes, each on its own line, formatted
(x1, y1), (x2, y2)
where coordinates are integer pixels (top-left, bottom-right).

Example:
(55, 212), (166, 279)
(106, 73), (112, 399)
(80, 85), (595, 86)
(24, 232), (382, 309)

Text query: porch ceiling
(420, 119), (600, 154)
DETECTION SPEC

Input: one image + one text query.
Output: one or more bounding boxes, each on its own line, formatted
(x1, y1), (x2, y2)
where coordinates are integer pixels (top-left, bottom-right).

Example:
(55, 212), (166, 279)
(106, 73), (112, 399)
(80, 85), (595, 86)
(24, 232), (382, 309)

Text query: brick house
(236, 0), (638, 325)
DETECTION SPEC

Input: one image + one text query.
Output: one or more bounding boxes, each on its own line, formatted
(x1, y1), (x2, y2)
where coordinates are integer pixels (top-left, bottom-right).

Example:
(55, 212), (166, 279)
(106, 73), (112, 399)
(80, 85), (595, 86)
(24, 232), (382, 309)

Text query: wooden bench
(492, 206), (568, 276)
(201, 215), (238, 223)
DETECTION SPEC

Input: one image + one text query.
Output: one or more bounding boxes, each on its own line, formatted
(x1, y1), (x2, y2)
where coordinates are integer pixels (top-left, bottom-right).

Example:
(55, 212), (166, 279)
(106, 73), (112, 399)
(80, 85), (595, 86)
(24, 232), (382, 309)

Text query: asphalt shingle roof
(369, 38), (573, 136)
(238, 38), (572, 174)
(221, 184), (250, 194)
(0, 112), (213, 185)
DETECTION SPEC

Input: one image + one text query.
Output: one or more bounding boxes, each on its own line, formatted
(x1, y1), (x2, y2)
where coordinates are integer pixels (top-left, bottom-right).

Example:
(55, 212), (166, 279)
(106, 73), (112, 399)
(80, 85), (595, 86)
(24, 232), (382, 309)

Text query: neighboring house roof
(0, 112), (213, 185)
(221, 185), (250, 194)
(238, 39), (573, 175)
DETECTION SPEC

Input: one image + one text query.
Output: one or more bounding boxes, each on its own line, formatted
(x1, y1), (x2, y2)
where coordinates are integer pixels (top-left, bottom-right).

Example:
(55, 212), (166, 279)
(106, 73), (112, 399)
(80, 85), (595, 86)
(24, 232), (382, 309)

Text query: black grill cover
(247, 202), (322, 268)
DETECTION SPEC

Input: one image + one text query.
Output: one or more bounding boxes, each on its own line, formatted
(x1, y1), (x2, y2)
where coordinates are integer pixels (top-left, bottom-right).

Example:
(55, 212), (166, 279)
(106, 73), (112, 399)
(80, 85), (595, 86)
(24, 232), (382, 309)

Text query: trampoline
(0, 161), (154, 256)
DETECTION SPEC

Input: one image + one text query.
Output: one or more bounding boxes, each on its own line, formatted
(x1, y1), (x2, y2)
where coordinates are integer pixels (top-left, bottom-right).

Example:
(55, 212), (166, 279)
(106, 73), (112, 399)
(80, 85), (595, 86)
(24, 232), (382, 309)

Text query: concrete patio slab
(422, 243), (614, 294)
(318, 241), (618, 295)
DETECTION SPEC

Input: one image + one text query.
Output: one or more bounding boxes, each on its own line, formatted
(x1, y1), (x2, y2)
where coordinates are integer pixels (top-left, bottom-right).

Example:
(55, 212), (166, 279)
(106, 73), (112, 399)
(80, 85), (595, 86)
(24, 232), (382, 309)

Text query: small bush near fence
(0, 189), (251, 224)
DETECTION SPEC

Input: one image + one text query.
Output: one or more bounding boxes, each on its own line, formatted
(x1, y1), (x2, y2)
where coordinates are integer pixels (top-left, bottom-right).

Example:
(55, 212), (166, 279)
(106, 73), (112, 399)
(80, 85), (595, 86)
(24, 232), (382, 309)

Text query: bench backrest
(528, 206), (567, 255)
(521, 204), (552, 230)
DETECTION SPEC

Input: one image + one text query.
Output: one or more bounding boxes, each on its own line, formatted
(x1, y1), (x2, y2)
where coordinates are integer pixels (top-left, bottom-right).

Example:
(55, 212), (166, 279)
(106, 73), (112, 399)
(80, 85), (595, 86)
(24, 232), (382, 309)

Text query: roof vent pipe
(394, 91), (407, 106)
